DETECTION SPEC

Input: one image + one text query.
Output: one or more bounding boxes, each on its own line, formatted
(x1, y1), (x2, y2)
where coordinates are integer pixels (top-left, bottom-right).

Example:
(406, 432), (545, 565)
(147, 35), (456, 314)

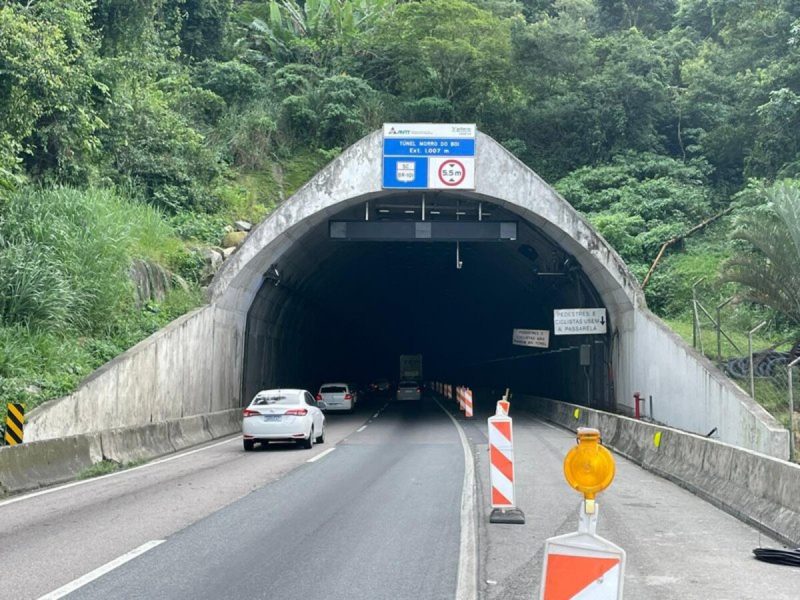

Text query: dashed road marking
(356, 425), (368, 433)
(307, 448), (336, 463)
(37, 539), (165, 599)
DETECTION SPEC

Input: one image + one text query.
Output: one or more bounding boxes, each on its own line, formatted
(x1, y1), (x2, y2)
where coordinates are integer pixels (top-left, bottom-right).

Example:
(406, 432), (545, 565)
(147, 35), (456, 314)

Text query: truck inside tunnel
(243, 193), (613, 410)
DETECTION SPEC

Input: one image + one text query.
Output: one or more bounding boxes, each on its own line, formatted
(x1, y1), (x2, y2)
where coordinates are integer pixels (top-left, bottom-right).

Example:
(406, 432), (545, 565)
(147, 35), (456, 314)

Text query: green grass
(77, 457), (147, 479)
(0, 186), (207, 421)
(663, 317), (793, 360)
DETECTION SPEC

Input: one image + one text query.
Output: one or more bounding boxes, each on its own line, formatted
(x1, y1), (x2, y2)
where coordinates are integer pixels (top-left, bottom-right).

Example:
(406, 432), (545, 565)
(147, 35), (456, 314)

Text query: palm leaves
(247, 0), (396, 67)
(723, 182), (800, 324)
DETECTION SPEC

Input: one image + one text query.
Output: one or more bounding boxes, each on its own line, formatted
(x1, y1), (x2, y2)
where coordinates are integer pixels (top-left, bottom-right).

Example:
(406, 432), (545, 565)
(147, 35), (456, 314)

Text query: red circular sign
(438, 159), (466, 186)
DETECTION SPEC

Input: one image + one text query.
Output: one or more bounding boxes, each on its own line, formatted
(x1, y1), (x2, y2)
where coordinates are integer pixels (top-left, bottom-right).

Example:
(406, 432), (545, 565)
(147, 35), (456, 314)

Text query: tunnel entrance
(242, 193), (612, 410)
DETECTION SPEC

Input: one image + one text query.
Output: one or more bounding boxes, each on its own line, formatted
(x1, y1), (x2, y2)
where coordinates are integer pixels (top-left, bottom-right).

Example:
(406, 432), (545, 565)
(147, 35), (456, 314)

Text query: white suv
(317, 383), (357, 412)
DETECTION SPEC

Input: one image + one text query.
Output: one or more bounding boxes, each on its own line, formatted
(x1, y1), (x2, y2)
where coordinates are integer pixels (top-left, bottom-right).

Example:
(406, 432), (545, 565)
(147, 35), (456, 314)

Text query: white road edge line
(435, 399), (477, 600)
(356, 425), (368, 433)
(37, 539), (165, 599)
(372, 413), (380, 418)
(307, 448), (336, 463)
(0, 436), (239, 509)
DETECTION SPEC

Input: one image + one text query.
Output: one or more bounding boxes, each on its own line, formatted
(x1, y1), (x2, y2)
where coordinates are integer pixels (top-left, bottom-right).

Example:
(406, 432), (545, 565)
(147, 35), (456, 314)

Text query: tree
(723, 181), (800, 325)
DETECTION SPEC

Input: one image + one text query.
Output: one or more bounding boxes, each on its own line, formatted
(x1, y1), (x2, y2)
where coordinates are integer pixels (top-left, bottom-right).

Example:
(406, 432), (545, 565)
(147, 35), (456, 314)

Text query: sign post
(540, 427), (626, 599)
(382, 124), (476, 190)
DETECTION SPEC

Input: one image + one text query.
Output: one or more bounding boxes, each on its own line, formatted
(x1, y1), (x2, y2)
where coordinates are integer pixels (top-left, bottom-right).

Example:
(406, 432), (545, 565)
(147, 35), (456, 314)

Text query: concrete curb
(0, 409), (242, 497)
(0, 434), (103, 495)
(521, 396), (800, 546)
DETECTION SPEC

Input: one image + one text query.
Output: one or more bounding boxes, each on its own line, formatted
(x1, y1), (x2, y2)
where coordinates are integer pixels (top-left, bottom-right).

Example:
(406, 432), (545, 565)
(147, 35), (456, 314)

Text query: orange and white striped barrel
(496, 399), (510, 416)
(457, 386), (464, 411)
(488, 413), (516, 508)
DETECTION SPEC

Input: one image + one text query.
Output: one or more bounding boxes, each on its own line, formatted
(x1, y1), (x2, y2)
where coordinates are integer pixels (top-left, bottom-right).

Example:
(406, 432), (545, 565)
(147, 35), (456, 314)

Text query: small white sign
(396, 161), (416, 182)
(554, 308), (607, 335)
(512, 328), (550, 348)
(383, 123), (476, 138)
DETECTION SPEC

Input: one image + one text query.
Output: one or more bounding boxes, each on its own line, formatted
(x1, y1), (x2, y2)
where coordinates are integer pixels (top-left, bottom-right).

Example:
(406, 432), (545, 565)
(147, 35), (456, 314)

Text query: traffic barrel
(464, 388), (473, 418)
(488, 406), (525, 524)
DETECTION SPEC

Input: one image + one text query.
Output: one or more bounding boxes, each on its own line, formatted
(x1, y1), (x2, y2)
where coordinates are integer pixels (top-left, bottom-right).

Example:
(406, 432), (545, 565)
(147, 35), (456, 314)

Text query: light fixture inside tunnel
(263, 263), (281, 286)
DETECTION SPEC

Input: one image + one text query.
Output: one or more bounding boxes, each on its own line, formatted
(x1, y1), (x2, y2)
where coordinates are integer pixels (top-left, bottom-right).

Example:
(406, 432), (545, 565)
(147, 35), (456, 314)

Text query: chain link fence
(691, 291), (799, 460)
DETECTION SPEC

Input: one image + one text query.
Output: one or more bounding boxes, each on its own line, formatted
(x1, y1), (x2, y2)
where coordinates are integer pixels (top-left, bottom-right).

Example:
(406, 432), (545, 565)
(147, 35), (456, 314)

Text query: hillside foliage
(1, 0), (800, 410)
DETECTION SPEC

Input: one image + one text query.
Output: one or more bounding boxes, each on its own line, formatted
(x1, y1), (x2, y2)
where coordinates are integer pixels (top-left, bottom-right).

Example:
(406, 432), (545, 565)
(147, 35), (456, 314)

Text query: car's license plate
(263, 415), (281, 422)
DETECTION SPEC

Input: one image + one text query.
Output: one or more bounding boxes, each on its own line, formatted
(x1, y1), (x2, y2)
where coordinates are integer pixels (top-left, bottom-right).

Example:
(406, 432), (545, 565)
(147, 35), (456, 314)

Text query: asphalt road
(456, 395), (800, 600)
(3, 391), (799, 600)
(1, 396), (466, 600)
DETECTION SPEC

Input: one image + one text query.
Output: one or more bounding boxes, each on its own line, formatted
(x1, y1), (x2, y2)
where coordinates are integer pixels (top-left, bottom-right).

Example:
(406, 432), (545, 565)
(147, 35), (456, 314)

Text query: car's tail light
(316, 393), (323, 401)
(416, 388), (421, 393)
(243, 409), (260, 417)
(285, 408), (308, 416)
(344, 393), (353, 400)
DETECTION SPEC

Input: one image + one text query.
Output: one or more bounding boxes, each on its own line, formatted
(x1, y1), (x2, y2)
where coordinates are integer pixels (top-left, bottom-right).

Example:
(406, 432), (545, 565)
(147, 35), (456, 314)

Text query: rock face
(222, 231), (248, 248)
(129, 259), (172, 307)
(200, 248), (224, 284)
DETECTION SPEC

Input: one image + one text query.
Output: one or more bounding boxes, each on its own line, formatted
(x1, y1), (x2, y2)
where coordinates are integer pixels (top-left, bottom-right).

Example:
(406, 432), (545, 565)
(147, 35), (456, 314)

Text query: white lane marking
(37, 539), (165, 599)
(356, 425), (367, 433)
(372, 413), (380, 418)
(306, 448), (336, 463)
(435, 399), (477, 600)
(0, 436), (239, 509)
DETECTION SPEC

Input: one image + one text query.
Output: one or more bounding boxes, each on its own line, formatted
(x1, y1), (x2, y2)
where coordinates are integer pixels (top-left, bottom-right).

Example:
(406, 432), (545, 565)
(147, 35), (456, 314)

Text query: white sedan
(242, 389), (326, 451)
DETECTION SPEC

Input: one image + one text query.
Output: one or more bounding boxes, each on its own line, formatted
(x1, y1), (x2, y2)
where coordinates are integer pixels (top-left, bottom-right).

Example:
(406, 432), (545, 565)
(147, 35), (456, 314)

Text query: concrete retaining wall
(0, 409), (241, 496)
(25, 306), (246, 441)
(613, 307), (790, 459)
(524, 396), (800, 546)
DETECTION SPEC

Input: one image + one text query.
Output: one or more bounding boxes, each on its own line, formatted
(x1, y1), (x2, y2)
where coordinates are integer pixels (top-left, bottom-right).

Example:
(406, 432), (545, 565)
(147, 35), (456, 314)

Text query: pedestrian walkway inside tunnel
(242, 194), (613, 411)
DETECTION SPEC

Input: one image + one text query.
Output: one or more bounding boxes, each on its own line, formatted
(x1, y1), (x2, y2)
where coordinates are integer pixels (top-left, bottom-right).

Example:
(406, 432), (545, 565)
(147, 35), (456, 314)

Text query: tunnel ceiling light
(456, 211), (466, 215)
(404, 210), (415, 214)
(430, 210), (441, 215)
(378, 209), (390, 213)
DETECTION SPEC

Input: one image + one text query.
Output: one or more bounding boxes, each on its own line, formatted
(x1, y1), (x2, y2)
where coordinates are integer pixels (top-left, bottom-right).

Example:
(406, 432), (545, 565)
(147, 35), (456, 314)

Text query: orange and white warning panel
(488, 415), (515, 508)
(463, 387), (473, 418)
(540, 504), (625, 599)
(487, 406), (525, 524)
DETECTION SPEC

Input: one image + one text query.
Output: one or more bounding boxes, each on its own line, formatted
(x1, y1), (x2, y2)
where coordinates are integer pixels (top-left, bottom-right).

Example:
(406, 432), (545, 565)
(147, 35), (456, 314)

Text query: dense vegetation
(1, 0), (799, 414)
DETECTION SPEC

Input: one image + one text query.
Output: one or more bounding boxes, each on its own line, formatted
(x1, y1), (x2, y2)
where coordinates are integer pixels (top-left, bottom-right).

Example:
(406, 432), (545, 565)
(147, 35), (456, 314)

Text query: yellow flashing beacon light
(563, 427), (615, 513)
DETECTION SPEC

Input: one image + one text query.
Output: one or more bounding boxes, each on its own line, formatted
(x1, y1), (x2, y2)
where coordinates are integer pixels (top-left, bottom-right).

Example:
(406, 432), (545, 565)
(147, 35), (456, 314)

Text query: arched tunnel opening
(242, 193), (613, 410)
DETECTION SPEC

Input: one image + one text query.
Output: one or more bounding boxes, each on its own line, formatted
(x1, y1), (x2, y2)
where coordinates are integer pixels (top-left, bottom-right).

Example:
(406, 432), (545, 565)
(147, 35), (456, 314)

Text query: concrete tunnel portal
(242, 193), (614, 409)
(28, 127), (789, 457)
(207, 129), (640, 413)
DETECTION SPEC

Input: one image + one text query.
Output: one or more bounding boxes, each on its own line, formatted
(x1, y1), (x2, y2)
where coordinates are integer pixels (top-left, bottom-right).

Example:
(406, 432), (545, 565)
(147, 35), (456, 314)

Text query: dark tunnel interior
(243, 194), (612, 409)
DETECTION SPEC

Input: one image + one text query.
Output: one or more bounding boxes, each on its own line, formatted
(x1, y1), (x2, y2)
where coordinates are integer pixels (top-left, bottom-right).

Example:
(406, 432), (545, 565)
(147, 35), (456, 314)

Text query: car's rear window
(321, 386), (347, 393)
(399, 382), (418, 389)
(252, 395), (298, 405)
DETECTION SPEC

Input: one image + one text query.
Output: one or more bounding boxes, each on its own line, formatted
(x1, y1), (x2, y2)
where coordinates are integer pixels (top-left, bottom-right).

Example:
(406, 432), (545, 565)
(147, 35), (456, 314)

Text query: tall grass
(0, 186), (204, 418)
(0, 186), (181, 333)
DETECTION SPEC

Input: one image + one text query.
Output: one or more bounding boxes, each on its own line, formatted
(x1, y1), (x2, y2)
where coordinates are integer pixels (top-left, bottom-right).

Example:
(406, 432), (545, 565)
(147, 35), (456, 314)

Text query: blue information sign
(382, 123), (476, 190)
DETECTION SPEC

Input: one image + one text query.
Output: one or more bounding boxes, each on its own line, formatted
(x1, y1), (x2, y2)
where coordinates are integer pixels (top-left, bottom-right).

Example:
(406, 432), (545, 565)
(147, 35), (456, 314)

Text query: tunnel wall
(618, 309), (789, 457)
(26, 306), (244, 441)
(25, 128), (790, 459)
